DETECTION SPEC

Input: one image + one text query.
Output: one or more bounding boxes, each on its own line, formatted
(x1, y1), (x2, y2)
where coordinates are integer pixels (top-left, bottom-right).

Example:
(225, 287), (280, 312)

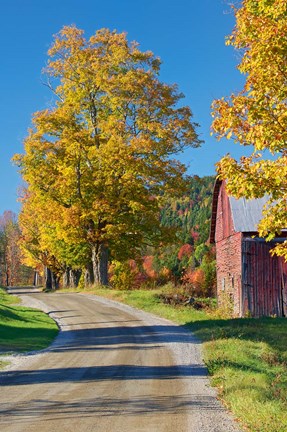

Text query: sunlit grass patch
(0, 288), (59, 362)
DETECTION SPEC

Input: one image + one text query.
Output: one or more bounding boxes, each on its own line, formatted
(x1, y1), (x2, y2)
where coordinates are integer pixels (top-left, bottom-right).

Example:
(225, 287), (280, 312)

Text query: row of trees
(0, 211), (35, 286)
(0, 175), (216, 294)
(14, 26), (201, 289)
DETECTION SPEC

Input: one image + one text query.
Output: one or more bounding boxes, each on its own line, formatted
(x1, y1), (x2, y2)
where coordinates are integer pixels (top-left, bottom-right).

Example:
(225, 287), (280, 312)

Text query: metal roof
(209, 179), (286, 243)
(229, 195), (269, 232)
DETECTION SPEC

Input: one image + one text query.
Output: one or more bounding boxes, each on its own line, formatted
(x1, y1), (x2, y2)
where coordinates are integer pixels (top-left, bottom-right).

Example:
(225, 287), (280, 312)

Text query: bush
(109, 261), (136, 290)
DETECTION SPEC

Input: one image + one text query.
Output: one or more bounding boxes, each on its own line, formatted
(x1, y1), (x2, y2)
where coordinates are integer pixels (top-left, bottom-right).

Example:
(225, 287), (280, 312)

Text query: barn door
(282, 272), (287, 317)
(280, 259), (287, 317)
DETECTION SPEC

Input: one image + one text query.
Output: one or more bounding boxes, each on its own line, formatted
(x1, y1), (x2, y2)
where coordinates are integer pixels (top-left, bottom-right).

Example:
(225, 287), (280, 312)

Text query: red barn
(210, 179), (287, 317)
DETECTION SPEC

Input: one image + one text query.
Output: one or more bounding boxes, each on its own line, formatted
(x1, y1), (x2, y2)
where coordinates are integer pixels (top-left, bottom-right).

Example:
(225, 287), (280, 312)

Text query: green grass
(0, 287), (59, 368)
(190, 317), (287, 432)
(81, 286), (287, 432)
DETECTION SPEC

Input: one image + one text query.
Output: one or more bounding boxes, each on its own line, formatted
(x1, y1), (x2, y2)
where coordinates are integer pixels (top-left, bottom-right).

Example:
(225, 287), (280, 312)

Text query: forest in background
(0, 175), (216, 296)
(128, 174), (216, 295)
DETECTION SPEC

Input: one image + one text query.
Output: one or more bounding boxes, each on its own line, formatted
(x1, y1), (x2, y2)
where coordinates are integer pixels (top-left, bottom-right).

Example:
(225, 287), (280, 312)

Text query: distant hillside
(110, 175), (216, 294)
(145, 175), (216, 294)
(160, 175), (215, 245)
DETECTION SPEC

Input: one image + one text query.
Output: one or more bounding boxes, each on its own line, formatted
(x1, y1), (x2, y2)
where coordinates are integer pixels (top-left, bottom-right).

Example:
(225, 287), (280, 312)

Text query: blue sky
(0, 0), (246, 214)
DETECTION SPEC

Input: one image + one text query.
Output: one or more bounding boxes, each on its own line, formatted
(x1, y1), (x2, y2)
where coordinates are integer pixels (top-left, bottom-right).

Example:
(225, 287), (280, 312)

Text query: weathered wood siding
(242, 238), (287, 317)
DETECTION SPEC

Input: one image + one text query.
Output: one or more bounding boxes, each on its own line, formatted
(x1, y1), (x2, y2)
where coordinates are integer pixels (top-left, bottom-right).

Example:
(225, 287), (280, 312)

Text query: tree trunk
(84, 261), (95, 287)
(70, 269), (81, 288)
(45, 267), (52, 291)
(62, 267), (70, 288)
(5, 260), (10, 286)
(33, 271), (39, 286)
(51, 272), (60, 290)
(92, 243), (109, 286)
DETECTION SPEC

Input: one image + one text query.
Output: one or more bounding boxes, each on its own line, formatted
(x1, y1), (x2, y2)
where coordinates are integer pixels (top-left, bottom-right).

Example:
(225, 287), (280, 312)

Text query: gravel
(0, 290), (242, 432)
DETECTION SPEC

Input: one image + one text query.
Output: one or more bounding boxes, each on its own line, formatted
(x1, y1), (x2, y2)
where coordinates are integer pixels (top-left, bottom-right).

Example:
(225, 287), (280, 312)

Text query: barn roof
(209, 178), (270, 243)
(229, 195), (269, 232)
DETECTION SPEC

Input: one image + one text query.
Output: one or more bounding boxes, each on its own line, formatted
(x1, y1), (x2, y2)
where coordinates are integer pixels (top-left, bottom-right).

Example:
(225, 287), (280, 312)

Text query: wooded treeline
(1, 175), (215, 295)
(150, 175), (216, 295)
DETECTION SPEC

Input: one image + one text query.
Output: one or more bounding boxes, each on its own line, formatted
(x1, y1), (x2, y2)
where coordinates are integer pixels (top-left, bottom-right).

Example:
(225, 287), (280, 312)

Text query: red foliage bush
(181, 268), (205, 296)
(177, 244), (193, 260)
(190, 229), (200, 243)
(142, 255), (157, 279)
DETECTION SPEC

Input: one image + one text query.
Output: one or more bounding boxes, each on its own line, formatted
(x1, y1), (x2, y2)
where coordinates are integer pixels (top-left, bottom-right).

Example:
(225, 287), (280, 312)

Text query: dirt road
(0, 290), (241, 432)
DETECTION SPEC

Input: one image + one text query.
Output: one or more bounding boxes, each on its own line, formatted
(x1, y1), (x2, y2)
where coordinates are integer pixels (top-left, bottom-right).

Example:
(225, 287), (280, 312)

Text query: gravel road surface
(0, 289), (241, 432)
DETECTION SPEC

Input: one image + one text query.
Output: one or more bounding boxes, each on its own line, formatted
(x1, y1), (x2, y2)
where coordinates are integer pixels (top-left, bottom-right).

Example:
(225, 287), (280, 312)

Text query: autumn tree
(0, 211), (34, 286)
(14, 26), (201, 285)
(18, 193), (61, 289)
(18, 190), (89, 289)
(211, 0), (287, 258)
(0, 211), (19, 286)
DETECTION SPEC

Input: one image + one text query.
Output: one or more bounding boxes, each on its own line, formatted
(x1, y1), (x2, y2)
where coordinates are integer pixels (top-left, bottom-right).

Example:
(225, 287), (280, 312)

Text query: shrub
(109, 261), (136, 290)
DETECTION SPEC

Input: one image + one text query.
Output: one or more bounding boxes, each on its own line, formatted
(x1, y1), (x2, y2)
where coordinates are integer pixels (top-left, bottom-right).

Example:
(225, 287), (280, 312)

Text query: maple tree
(18, 189), (90, 289)
(18, 192), (64, 289)
(14, 26), (201, 285)
(211, 0), (287, 258)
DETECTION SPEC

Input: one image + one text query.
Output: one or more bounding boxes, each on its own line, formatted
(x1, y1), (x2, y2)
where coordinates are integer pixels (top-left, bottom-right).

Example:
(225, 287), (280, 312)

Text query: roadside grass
(0, 287), (59, 369)
(78, 285), (287, 432)
(190, 318), (287, 432)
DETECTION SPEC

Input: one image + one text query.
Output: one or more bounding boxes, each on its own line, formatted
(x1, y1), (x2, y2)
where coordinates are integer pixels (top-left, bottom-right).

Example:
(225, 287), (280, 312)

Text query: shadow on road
(0, 364), (207, 386)
(0, 393), (223, 423)
(50, 324), (201, 352)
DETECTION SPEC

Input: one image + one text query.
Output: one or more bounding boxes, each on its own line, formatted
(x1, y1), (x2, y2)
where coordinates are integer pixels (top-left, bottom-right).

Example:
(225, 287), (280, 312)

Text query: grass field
(0, 287), (59, 369)
(81, 286), (287, 432)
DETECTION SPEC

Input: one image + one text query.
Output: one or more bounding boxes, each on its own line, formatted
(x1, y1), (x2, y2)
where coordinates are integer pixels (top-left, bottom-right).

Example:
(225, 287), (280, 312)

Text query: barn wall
(216, 233), (242, 316)
(215, 180), (237, 243)
(242, 238), (287, 317)
(215, 183), (242, 316)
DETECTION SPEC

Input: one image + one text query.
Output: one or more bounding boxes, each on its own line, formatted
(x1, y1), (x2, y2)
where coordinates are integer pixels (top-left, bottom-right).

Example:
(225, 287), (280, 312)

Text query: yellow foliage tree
(14, 26), (201, 285)
(18, 191), (66, 289)
(211, 0), (287, 258)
